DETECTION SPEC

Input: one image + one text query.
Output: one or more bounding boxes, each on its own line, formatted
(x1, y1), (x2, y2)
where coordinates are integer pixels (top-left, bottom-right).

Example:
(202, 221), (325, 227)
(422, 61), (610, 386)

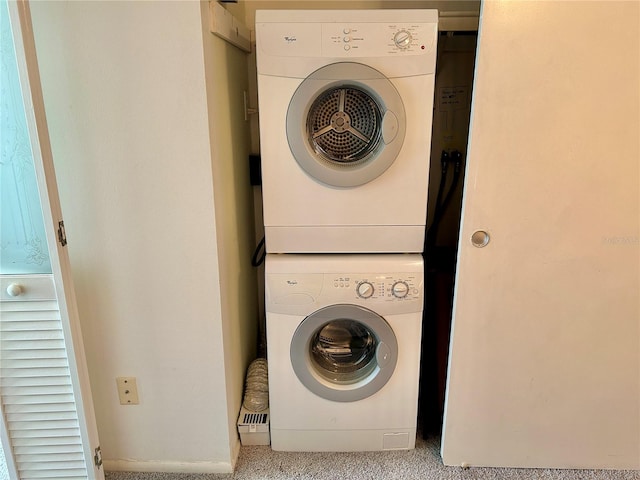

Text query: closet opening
(420, 28), (479, 437)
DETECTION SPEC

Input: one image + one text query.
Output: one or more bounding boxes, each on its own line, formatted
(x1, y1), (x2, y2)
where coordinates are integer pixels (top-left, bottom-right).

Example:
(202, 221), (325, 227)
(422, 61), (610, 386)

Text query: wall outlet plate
(116, 377), (139, 405)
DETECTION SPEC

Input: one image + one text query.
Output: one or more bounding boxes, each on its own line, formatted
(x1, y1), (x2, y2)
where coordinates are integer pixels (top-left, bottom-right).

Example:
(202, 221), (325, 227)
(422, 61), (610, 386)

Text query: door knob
(6, 283), (24, 297)
(471, 230), (490, 248)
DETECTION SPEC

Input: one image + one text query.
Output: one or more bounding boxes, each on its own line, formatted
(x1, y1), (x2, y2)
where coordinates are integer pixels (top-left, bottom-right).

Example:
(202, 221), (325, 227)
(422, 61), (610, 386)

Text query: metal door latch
(57, 221), (67, 246)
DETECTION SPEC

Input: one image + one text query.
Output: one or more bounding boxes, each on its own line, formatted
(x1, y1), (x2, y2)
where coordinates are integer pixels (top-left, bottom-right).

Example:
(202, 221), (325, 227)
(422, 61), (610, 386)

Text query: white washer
(265, 254), (424, 451)
(256, 10), (438, 253)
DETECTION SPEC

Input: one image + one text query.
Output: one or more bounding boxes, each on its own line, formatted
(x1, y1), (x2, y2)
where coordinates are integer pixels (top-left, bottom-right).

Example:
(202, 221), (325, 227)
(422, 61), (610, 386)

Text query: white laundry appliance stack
(256, 9), (438, 452)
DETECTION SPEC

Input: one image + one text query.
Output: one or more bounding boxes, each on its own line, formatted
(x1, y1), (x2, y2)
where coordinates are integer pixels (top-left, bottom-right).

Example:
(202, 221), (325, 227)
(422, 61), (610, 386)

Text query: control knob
(391, 281), (409, 298)
(357, 281), (374, 299)
(393, 30), (412, 48)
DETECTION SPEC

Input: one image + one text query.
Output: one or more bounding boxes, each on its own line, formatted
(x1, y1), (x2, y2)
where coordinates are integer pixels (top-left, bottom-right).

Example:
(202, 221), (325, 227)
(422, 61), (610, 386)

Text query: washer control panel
(332, 273), (422, 302)
(268, 273), (422, 303)
(266, 256), (424, 315)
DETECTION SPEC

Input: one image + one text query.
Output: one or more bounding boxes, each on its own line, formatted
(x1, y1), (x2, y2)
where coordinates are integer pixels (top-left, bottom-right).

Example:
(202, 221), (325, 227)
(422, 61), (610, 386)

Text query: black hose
(426, 150), (463, 250)
(251, 236), (266, 267)
(425, 151), (450, 249)
(438, 152), (463, 224)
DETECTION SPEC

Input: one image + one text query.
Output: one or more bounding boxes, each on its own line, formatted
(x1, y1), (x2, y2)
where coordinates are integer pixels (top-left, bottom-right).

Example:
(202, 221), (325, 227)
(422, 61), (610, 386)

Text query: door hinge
(94, 446), (103, 469)
(57, 220), (67, 246)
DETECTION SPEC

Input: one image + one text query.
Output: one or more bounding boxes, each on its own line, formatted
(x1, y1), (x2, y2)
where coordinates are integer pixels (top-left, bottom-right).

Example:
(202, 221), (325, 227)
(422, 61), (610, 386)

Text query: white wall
(30, 0), (256, 473)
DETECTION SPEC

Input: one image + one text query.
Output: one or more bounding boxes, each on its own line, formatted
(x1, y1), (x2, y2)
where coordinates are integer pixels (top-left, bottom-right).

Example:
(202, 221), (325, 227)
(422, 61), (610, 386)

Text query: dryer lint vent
(237, 406), (271, 446)
(243, 412), (268, 425)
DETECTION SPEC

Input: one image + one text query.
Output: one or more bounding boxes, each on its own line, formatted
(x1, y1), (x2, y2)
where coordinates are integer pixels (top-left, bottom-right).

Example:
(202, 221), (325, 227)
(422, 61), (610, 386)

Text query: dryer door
(286, 62), (406, 187)
(290, 304), (398, 402)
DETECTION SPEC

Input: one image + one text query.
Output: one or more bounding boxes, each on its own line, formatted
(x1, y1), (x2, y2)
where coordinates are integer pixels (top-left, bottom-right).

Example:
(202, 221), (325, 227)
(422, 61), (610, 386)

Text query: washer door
(290, 304), (398, 402)
(287, 63), (406, 187)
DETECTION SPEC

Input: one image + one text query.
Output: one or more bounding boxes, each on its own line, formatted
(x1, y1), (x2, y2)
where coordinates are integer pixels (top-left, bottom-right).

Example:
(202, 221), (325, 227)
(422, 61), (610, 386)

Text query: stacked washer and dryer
(256, 9), (438, 452)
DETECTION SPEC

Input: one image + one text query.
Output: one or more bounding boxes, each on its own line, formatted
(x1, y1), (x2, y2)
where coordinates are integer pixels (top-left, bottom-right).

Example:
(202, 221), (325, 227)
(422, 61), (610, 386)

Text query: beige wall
(30, 0), (257, 473)
(199, 0), (258, 464)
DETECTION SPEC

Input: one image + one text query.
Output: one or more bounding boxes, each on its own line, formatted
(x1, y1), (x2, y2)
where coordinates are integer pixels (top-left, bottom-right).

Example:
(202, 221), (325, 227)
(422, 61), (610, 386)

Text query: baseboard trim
(103, 459), (233, 474)
(230, 436), (241, 470)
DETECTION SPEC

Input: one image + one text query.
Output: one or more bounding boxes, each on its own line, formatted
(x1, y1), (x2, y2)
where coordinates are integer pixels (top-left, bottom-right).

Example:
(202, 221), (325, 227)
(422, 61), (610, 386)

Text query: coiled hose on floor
(242, 358), (269, 412)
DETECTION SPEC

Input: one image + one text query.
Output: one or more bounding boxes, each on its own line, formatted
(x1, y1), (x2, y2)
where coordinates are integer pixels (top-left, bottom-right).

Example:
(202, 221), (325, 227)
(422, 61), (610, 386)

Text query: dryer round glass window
(287, 63), (406, 188)
(306, 86), (383, 164)
(290, 304), (398, 402)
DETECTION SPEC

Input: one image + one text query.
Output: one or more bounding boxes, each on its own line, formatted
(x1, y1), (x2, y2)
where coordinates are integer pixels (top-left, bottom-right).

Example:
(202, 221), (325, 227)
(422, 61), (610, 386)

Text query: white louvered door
(1, 276), (90, 479)
(1, 1), (103, 479)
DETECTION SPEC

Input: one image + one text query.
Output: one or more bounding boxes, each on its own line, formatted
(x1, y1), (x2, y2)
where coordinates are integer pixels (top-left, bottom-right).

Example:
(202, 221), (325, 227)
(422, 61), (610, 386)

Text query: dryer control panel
(256, 10), (438, 77)
(322, 22), (436, 57)
(257, 21), (437, 58)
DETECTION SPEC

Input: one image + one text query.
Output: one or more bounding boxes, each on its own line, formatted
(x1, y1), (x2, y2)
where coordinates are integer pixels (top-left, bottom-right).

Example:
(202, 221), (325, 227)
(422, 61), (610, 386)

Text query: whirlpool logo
(284, 36), (297, 43)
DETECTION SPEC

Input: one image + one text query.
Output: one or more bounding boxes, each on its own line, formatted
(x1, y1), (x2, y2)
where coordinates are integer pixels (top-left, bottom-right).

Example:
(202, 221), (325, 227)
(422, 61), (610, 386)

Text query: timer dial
(393, 30), (412, 49)
(357, 281), (374, 299)
(391, 281), (409, 298)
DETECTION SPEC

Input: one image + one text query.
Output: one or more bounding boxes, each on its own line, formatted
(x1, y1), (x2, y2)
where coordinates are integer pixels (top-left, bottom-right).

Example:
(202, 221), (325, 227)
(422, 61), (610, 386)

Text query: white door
(441, 1), (639, 470)
(1, 1), (104, 478)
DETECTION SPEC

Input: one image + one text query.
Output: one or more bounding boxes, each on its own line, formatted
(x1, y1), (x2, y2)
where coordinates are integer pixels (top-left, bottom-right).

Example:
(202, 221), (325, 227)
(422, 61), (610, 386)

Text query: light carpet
(105, 435), (640, 480)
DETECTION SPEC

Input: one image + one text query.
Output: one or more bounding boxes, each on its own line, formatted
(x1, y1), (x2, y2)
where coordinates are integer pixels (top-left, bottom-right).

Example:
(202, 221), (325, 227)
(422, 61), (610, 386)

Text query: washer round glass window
(290, 304), (398, 402)
(310, 318), (378, 384)
(306, 86), (383, 165)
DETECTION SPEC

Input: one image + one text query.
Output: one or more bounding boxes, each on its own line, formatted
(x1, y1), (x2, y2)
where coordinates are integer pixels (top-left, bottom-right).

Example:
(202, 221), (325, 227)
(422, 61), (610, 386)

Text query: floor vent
(243, 412), (268, 425)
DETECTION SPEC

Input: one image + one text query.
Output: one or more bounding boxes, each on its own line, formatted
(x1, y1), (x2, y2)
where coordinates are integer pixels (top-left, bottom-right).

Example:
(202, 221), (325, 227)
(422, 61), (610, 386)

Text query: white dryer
(265, 254), (423, 451)
(256, 10), (438, 253)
